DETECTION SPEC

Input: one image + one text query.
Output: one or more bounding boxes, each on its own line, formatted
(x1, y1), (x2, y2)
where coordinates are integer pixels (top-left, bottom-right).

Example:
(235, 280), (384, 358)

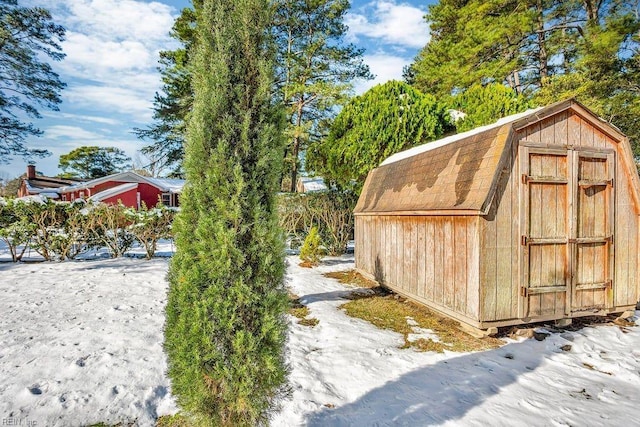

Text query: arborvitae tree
(164, 0), (288, 424)
(307, 80), (449, 191)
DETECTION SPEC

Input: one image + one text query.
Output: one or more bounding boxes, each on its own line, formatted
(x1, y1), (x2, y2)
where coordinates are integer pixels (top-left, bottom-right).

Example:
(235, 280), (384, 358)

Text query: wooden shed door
(520, 148), (570, 318)
(520, 147), (615, 318)
(571, 151), (615, 312)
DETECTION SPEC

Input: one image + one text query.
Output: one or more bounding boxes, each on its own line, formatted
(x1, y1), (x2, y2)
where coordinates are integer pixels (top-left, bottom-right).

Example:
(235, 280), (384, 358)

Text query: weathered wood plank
(510, 142), (520, 318)
(443, 218), (455, 310)
(454, 218), (467, 314)
(416, 220), (426, 298)
(467, 218), (480, 319)
(496, 163), (513, 319)
(425, 219), (435, 302)
(580, 120), (595, 148)
(480, 215), (497, 320)
(434, 218), (444, 306)
(554, 111), (568, 146)
(403, 219), (412, 293)
(568, 112), (581, 147)
(540, 117), (556, 145)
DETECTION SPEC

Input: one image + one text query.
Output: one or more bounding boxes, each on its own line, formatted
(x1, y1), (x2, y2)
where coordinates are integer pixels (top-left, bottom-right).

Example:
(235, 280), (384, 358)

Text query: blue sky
(2, 0), (435, 180)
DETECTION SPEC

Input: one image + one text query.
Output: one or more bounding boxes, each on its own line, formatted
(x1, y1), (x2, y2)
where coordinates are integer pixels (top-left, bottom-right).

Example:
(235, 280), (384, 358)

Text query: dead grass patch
(289, 292), (319, 327)
(298, 260), (315, 268)
(323, 270), (378, 288)
(338, 291), (501, 352)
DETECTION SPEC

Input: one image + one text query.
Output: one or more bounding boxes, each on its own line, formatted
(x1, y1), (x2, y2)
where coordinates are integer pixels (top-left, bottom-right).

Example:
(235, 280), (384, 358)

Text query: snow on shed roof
(380, 107), (542, 167)
(355, 99), (619, 215)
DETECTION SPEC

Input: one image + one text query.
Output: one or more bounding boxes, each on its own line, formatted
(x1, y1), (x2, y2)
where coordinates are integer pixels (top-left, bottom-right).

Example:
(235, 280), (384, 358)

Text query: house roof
(24, 176), (81, 194)
(88, 182), (138, 202)
(61, 171), (184, 193)
(355, 99), (633, 215)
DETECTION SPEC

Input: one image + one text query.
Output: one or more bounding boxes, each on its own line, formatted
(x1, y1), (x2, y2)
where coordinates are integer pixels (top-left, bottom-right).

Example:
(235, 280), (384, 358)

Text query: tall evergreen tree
(164, 0), (288, 424)
(308, 81), (449, 191)
(267, 0), (371, 191)
(133, 6), (197, 177)
(0, 0), (66, 163)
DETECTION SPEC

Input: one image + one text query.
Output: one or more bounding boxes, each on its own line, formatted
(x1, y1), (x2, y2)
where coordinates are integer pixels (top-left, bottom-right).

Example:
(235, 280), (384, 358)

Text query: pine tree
(164, 0), (289, 424)
(271, 0), (371, 191)
(133, 6), (197, 177)
(0, 0), (66, 162)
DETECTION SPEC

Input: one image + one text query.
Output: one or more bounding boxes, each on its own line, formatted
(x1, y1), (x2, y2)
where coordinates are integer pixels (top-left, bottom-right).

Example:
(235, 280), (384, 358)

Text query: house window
(79, 191), (85, 199)
(174, 194), (180, 207)
(62, 195), (66, 201)
(161, 193), (171, 206)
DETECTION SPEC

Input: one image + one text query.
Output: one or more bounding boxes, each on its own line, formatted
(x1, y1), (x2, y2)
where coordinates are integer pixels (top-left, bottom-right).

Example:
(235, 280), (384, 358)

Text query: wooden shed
(354, 99), (640, 332)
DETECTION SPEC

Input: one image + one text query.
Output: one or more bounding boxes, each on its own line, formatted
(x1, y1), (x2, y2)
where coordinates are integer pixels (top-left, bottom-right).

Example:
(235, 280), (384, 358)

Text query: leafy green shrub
(299, 226), (322, 266)
(84, 202), (135, 258)
(0, 198), (35, 261)
(278, 190), (356, 255)
(127, 203), (175, 259)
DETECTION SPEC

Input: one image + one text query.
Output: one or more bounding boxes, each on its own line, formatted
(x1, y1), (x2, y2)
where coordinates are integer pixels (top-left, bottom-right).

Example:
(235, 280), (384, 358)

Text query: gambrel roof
(355, 99), (639, 215)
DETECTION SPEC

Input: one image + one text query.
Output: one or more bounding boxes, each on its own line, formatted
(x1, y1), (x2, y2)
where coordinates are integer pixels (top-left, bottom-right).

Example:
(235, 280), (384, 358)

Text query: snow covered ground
(0, 251), (639, 426)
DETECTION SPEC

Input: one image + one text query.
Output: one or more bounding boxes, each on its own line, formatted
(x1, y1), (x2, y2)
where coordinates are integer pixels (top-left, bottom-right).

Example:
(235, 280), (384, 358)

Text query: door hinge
(607, 178), (614, 187)
(521, 235), (528, 246)
(521, 174), (530, 184)
(605, 280), (612, 289)
(520, 287), (528, 297)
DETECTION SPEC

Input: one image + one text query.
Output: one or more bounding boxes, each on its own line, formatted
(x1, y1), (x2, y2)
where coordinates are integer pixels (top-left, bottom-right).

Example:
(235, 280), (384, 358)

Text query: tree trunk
(289, 100), (304, 193)
(289, 135), (300, 192)
(536, 0), (548, 82)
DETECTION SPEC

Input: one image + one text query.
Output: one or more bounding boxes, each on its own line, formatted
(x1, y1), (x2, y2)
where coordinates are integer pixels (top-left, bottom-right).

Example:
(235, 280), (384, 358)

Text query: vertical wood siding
(355, 108), (639, 326)
(355, 215), (480, 321)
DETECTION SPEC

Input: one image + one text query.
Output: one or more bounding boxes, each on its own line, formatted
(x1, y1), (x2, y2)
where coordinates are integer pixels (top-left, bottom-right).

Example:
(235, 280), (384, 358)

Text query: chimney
(27, 164), (36, 179)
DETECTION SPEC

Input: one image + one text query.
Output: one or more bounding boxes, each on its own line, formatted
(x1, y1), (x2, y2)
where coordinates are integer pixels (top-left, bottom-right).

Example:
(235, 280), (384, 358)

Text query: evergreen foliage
(58, 146), (132, 179)
(273, 0), (372, 191)
(407, 0), (640, 156)
(133, 6), (197, 177)
(450, 83), (533, 132)
(0, 0), (66, 163)
(308, 81), (449, 190)
(299, 225), (322, 266)
(164, 0), (289, 424)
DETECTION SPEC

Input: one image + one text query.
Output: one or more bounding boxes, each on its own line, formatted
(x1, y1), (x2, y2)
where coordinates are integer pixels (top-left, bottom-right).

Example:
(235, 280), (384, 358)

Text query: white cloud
(64, 85), (153, 122)
(61, 32), (153, 72)
(355, 53), (412, 94)
(59, 0), (175, 41)
(346, 1), (430, 49)
(34, 0), (178, 121)
(44, 112), (121, 126)
(45, 125), (104, 140)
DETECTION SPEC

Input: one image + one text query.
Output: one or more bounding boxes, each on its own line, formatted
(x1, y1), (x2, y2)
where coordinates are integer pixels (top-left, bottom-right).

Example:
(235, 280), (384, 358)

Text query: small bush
(127, 203), (175, 259)
(278, 190), (356, 255)
(299, 226), (322, 266)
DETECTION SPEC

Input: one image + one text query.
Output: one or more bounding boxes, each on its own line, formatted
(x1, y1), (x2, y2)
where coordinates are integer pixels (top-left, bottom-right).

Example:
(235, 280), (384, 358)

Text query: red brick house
(17, 165), (82, 199)
(58, 171), (184, 209)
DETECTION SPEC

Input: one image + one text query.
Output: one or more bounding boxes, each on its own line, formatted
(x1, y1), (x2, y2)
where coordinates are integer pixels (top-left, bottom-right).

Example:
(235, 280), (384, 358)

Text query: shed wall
(478, 126), (520, 322)
(355, 215), (480, 323)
